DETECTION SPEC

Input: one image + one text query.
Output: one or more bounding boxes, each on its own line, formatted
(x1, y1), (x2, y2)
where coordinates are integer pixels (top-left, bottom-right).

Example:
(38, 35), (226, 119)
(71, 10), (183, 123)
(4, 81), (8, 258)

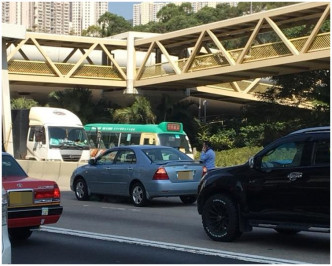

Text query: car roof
(289, 126), (330, 135)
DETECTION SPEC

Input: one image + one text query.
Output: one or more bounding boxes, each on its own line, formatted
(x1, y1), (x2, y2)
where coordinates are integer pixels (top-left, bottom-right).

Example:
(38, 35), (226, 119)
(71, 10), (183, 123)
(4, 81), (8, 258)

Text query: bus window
(120, 133), (141, 146)
(143, 138), (156, 145)
(104, 132), (120, 148)
(158, 134), (192, 153)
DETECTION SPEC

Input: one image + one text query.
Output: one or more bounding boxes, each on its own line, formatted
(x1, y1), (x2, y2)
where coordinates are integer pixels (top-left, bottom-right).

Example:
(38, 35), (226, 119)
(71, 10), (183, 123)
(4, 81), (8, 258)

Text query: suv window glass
(261, 142), (305, 169)
(314, 140), (330, 165)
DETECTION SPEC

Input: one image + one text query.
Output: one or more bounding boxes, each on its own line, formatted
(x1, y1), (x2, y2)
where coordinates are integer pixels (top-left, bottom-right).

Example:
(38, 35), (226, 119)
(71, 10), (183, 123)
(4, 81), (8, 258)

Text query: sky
(108, 2), (139, 20)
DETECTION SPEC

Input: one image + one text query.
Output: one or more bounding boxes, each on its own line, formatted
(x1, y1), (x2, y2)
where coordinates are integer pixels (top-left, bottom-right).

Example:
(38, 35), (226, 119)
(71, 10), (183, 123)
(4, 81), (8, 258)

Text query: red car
(2, 152), (63, 240)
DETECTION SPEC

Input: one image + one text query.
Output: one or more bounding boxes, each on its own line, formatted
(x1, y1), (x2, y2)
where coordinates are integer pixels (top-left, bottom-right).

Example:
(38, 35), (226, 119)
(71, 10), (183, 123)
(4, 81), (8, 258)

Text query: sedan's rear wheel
(9, 227), (33, 241)
(130, 182), (148, 207)
(180, 195), (197, 204)
(202, 194), (240, 242)
(74, 178), (89, 201)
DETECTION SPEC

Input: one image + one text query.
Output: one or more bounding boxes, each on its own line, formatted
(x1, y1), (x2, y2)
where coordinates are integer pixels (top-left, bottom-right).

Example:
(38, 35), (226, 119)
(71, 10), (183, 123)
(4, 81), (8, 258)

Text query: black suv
(197, 127), (330, 242)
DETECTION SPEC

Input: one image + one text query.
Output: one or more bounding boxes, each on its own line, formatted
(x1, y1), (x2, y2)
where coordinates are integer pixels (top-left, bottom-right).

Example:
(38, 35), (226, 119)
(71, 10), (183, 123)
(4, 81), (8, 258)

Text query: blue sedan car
(70, 145), (207, 207)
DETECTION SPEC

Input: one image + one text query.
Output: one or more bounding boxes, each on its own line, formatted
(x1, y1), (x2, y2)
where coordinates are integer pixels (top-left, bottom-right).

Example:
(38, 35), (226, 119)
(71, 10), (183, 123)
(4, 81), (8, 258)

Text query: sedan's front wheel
(130, 182), (148, 207)
(74, 178), (89, 201)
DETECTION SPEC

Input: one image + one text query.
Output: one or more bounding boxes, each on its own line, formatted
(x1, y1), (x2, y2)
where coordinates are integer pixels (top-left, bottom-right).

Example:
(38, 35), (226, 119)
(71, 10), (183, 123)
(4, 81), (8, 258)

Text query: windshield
(158, 134), (192, 154)
(49, 127), (89, 149)
(2, 154), (27, 178)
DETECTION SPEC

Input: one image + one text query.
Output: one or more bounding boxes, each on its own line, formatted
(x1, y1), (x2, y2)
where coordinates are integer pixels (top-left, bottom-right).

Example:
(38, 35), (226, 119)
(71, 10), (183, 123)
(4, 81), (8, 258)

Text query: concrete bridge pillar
(2, 24), (26, 155)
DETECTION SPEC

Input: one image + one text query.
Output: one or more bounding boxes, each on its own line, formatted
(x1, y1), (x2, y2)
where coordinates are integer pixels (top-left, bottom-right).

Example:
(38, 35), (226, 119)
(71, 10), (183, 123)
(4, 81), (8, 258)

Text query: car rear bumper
(145, 181), (199, 198)
(8, 205), (63, 228)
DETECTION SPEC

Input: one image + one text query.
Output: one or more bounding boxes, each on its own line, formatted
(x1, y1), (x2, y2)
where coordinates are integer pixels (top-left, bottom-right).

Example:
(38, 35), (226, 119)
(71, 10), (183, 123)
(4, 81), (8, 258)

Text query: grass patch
(195, 146), (262, 167)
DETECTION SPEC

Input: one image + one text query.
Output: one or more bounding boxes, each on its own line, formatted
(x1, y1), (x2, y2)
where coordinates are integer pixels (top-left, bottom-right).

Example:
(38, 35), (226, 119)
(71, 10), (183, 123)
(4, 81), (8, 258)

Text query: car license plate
(177, 171), (193, 180)
(42, 207), (49, 216)
(8, 190), (33, 207)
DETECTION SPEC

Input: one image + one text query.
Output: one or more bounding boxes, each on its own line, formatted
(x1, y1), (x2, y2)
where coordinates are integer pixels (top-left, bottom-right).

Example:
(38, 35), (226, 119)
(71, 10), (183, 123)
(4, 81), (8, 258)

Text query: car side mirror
(249, 156), (261, 169)
(88, 158), (96, 165)
(249, 156), (255, 168)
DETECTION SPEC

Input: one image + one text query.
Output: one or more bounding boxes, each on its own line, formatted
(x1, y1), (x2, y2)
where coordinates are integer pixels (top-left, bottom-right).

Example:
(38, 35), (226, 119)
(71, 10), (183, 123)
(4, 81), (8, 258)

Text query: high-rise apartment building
(191, 2), (218, 13)
(2, 2), (70, 34)
(133, 2), (167, 26)
(71, 2), (108, 35)
(133, 2), (221, 26)
(2, 1), (107, 36)
(2, 2), (34, 29)
(34, 2), (70, 34)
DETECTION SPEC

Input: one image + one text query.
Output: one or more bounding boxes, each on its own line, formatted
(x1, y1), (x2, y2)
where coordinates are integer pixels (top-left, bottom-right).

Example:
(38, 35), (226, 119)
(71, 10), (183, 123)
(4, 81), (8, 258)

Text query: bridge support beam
(2, 24), (26, 155)
(124, 32), (138, 95)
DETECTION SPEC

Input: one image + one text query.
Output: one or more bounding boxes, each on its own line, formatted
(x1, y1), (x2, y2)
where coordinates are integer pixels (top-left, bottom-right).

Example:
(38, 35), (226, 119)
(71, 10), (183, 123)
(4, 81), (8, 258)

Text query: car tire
(74, 178), (90, 201)
(202, 194), (240, 242)
(180, 195), (197, 204)
(130, 182), (148, 207)
(9, 227), (33, 241)
(275, 228), (301, 234)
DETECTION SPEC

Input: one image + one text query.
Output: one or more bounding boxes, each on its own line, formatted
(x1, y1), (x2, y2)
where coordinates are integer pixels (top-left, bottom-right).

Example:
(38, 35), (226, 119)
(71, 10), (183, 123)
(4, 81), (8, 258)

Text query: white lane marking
(101, 206), (140, 212)
(38, 226), (307, 264)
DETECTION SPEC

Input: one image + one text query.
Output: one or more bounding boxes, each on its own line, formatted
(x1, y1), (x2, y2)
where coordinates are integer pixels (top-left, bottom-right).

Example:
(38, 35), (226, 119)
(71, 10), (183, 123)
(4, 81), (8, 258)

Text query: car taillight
(34, 184), (61, 202)
(202, 166), (207, 177)
(153, 167), (169, 180)
(53, 184), (61, 200)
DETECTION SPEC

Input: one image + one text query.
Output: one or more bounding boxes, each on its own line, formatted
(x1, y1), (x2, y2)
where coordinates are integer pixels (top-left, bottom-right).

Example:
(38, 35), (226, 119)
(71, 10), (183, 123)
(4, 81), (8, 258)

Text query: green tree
(267, 70), (330, 111)
(98, 12), (132, 37)
(82, 25), (102, 37)
(47, 88), (112, 124)
(237, 2), (294, 15)
(11, 97), (39, 109)
(157, 3), (188, 23)
(113, 96), (156, 124)
(165, 15), (199, 32)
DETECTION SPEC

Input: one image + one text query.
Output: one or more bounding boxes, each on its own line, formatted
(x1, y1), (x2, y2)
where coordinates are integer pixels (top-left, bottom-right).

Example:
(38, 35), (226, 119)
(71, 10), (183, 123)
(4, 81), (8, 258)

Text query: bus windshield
(48, 127), (90, 149)
(158, 134), (192, 154)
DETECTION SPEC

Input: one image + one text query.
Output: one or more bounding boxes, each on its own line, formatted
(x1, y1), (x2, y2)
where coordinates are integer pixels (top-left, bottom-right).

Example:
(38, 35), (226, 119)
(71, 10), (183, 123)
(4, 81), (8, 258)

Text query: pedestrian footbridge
(4, 2), (330, 103)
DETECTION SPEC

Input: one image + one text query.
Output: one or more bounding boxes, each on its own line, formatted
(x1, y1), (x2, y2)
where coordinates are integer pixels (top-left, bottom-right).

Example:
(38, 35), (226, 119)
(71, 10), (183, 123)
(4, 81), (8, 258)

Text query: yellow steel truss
(5, 2), (330, 102)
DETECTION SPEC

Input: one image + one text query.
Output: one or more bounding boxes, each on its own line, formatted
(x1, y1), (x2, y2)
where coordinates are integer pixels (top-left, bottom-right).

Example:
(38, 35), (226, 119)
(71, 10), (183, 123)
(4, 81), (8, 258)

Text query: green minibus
(84, 122), (194, 158)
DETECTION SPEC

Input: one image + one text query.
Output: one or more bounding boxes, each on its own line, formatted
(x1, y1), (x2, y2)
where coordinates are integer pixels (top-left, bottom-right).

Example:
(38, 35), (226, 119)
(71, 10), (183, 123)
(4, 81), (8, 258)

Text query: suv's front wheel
(202, 194), (240, 242)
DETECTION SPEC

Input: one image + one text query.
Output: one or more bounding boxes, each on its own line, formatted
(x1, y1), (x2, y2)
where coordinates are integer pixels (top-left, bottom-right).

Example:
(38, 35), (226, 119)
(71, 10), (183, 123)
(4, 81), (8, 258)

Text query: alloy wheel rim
(132, 186), (143, 204)
(76, 182), (84, 198)
(208, 201), (228, 235)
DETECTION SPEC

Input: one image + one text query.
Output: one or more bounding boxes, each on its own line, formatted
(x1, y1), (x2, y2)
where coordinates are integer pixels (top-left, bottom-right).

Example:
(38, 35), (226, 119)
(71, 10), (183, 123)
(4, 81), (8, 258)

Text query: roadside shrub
(195, 146), (262, 167)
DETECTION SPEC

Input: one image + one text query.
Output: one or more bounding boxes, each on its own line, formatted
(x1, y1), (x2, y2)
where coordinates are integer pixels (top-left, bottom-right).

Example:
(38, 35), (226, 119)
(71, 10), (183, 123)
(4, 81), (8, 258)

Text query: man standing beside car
(200, 141), (215, 171)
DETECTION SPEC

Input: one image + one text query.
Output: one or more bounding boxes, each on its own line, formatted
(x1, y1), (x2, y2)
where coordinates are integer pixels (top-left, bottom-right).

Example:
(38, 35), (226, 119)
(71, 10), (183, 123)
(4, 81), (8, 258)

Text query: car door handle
(288, 172), (303, 181)
(128, 167), (133, 171)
